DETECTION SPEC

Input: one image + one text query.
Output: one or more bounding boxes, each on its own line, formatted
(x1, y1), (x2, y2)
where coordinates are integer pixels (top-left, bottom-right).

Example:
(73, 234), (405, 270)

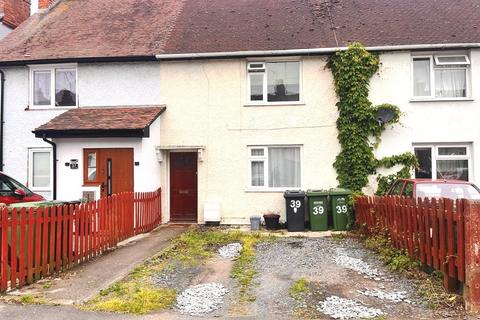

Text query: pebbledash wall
(2, 62), (161, 199)
(55, 117), (161, 201)
(159, 49), (480, 224)
(159, 57), (341, 224)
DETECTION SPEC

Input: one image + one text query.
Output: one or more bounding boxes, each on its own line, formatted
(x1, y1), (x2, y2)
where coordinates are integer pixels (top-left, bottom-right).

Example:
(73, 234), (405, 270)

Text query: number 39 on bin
(336, 205), (348, 214)
(290, 200), (302, 213)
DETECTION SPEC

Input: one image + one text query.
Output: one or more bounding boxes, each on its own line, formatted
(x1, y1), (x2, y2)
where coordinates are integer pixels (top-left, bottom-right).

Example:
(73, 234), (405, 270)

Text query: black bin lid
(283, 190), (305, 198)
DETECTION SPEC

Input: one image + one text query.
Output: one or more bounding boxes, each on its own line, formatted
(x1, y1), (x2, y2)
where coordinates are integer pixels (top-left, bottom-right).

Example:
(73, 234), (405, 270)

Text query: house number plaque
(70, 159), (79, 169)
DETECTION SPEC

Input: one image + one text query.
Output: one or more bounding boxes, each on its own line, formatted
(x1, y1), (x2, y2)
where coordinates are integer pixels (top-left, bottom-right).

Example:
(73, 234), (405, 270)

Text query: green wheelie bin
(329, 188), (352, 231)
(306, 189), (329, 231)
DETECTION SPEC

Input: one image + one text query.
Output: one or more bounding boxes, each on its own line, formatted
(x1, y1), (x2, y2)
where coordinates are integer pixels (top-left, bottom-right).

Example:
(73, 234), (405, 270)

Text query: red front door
(170, 152), (197, 222)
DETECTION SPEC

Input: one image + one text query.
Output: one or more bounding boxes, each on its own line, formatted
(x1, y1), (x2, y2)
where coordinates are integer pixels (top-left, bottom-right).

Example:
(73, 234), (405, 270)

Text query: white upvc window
(28, 148), (53, 191)
(413, 144), (471, 181)
(30, 64), (78, 108)
(247, 61), (302, 104)
(412, 54), (470, 100)
(248, 145), (302, 191)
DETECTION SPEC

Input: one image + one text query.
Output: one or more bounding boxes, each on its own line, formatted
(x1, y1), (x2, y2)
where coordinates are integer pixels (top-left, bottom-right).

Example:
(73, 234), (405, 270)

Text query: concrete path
(5, 224), (188, 305)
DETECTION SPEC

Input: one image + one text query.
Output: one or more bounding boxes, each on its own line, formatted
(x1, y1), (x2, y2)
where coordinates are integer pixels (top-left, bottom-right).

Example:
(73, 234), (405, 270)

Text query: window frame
(413, 144), (472, 181)
(83, 149), (100, 185)
(28, 148), (53, 192)
(247, 145), (303, 192)
(29, 63), (79, 109)
(246, 60), (303, 106)
(411, 55), (471, 101)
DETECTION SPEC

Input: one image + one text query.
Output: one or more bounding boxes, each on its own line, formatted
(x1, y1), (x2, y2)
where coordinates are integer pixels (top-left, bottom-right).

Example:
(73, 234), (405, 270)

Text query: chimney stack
(38, 0), (55, 10)
(2, 0), (30, 29)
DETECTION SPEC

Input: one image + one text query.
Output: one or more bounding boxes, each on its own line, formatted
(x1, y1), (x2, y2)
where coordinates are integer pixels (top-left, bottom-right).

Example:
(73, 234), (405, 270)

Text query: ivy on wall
(327, 43), (418, 194)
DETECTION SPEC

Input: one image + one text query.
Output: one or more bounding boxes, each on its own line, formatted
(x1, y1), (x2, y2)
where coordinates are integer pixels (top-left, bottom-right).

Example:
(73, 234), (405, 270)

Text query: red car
(386, 179), (480, 200)
(0, 172), (45, 205)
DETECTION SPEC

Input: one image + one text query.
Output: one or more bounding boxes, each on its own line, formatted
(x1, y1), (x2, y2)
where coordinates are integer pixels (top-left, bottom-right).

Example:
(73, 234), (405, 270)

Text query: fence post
(464, 199), (480, 313)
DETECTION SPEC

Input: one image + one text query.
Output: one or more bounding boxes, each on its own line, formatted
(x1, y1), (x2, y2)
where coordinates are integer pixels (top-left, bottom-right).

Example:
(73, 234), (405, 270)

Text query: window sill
(244, 102), (306, 107)
(245, 188), (300, 193)
(30, 188), (52, 193)
(410, 98), (474, 103)
(26, 106), (78, 111)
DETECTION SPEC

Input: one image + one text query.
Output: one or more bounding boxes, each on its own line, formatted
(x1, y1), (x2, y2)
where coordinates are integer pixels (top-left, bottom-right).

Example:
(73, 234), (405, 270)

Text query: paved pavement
(5, 224), (189, 305)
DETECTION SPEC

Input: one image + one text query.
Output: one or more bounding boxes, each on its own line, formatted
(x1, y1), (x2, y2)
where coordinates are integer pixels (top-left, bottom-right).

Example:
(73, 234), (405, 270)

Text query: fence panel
(0, 188), (162, 293)
(355, 195), (465, 292)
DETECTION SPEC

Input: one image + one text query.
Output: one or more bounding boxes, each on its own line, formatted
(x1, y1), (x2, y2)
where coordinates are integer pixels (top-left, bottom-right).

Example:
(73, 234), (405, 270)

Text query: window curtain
(435, 69), (466, 97)
(268, 147), (300, 187)
(33, 152), (51, 188)
(251, 161), (264, 186)
(436, 159), (469, 181)
(413, 59), (431, 96)
(33, 72), (51, 105)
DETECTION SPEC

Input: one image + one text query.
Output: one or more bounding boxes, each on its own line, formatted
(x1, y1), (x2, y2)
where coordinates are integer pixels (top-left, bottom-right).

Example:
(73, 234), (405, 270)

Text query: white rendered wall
(1, 62), (161, 198)
(55, 118), (161, 201)
(367, 49), (480, 193)
(159, 57), (340, 224)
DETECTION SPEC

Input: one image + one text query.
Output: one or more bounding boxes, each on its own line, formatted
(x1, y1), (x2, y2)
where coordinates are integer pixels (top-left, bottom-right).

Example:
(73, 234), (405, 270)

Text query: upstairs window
(412, 55), (470, 99)
(31, 65), (77, 108)
(247, 61), (301, 104)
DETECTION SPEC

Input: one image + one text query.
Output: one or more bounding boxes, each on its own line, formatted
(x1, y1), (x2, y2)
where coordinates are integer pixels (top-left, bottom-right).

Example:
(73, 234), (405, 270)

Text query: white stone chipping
(358, 289), (410, 303)
(317, 296), (384, 319)
(334, 249), (383, 280)
(218, 243), (242, 259)
(176, 283), (229, 315)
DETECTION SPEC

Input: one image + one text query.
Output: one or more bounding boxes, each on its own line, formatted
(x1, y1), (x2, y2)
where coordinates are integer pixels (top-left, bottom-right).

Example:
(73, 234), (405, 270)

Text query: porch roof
(33, 106), (166, 138)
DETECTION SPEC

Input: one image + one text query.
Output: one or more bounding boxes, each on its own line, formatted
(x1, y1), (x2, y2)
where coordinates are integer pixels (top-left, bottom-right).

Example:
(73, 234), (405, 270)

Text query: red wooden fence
(0, 188), (162, 293)
(355, 196), (464, 292)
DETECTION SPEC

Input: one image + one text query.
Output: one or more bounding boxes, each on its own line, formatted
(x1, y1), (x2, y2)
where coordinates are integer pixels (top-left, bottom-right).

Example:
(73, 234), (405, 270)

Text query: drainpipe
(42, 135), (57, 200)
(0, 70), (5, 171)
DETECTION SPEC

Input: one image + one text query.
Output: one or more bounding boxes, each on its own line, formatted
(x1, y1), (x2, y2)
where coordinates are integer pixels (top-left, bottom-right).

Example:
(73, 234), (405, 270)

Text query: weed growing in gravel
(289, 278), (309, 300)
(230, 232), (275, 304)
(364, 232), (420, 272)
(330, 232), (348, 243)
(19, 294), (47, 305)
(83, 229), (274, 315)
(360, 230), (462, 311)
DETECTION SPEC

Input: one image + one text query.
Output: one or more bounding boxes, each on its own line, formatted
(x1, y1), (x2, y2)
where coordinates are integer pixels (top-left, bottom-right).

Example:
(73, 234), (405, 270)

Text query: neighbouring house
(0, 0), (479, 224)
(0, 0), (30, 39)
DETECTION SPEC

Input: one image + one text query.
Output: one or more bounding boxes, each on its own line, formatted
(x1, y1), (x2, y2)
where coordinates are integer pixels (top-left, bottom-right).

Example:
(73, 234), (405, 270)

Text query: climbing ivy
(327, 43), (417, 194)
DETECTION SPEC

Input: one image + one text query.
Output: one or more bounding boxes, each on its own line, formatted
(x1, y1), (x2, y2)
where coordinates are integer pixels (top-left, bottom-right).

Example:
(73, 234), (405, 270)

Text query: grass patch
(289, 278), (309, 300)
(85, 281), (176, 314)
(83, 228), (274, 315)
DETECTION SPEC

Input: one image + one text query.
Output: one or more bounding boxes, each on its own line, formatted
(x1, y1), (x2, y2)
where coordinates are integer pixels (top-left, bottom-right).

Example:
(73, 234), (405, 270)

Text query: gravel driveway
(251, 236), (436, 319)
(152, 234), (463, 319)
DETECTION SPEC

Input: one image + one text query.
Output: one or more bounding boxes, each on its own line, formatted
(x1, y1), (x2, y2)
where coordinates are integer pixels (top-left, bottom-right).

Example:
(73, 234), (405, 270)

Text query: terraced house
(0, 0), (478, 224)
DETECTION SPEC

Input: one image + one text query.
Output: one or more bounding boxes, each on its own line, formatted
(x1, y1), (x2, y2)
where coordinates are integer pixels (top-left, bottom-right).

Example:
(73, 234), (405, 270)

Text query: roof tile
(0, 0), (479, 63)
(34, 106), (166, 132)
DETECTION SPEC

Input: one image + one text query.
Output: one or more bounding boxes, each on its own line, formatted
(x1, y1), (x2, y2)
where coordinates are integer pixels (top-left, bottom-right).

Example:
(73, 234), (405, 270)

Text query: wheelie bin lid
(329, 188), (352, 196)
(306, 189), (329, 196)
(283, 190), (305, 198)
